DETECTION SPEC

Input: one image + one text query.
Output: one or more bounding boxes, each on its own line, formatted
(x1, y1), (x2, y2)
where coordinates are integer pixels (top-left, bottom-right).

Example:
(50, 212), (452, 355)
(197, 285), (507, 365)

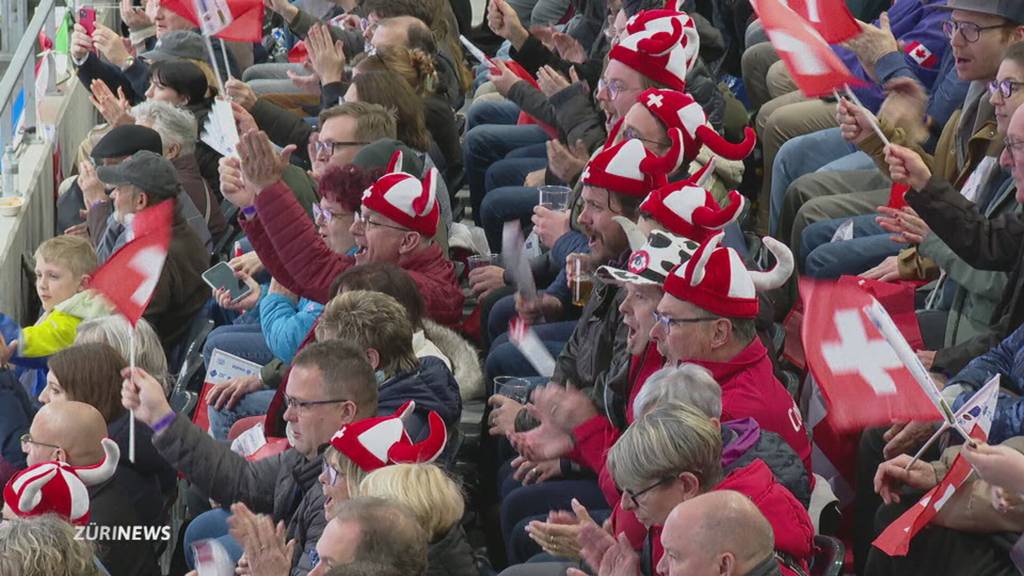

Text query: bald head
(658, 491), (775, 576)
(1004, 104), (1024, 198)
(27, 401), (108, 467)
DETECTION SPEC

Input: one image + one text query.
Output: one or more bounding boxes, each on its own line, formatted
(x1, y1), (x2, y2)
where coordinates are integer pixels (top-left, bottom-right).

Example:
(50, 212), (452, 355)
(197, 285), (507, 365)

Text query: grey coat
(152, 414), (327, 576)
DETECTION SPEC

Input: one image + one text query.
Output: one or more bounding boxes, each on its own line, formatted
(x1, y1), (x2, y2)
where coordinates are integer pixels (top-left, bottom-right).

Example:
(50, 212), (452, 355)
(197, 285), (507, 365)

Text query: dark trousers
(864, 498), (1018, 576)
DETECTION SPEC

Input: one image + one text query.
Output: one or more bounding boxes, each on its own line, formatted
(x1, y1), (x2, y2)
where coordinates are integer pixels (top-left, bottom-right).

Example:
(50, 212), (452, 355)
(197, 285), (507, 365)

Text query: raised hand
(306, 23), (345, 85)
(90, 80), (134, 127)
(884, 144), (932, 191)
(238, 130), (295, 192)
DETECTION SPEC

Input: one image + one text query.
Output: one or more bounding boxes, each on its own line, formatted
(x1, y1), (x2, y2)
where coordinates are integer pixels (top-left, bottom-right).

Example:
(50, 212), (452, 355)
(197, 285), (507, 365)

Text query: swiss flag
(802, 278), (942, 431)
(872, 376), (1000, 556)
(89, 201), (174, 326)
(160, 0), (264, 42)
(752, 0), (860, 44)
(754, 0), (865, 97)
(493, 59), (560, 139)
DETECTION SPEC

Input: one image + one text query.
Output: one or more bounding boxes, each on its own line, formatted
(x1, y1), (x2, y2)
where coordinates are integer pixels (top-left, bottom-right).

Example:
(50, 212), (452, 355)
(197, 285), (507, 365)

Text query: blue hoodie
(377, 356), (462, 442)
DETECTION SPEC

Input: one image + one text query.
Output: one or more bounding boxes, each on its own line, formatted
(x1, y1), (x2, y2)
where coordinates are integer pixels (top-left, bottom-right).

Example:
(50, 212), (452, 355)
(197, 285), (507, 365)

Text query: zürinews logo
(75, 524), (173, 542)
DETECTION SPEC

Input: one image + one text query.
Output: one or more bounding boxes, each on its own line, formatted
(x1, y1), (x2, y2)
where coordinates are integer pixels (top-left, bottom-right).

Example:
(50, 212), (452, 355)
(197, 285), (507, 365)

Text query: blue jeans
(464, 100), (550, 224)
(769, 128), (870, 235)
(801, 214), (904, 278)
(202, 323), (276, 368)
(207, 389), (277, 441)
(485, 322), (575, 381)
(183, 508), (245, 569)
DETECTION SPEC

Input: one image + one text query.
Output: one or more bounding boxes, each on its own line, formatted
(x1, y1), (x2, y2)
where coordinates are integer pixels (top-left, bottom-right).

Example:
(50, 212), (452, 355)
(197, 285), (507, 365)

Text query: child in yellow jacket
(0, 236), (111, 396)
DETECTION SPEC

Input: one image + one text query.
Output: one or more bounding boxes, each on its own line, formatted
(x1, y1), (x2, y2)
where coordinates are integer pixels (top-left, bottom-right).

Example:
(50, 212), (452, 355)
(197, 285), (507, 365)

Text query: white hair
(633, 363), (722, 418)
(75, 315), (170, 394)
(131, 100), (198, 156)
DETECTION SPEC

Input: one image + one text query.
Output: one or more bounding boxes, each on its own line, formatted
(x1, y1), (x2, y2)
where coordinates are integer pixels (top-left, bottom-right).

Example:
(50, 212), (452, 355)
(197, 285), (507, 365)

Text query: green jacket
(19, 290), (112, 358)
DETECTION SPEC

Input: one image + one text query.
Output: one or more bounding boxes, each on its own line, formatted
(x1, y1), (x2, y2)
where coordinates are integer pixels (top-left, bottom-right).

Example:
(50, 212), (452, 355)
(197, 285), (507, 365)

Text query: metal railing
(0, 0), (56, 154)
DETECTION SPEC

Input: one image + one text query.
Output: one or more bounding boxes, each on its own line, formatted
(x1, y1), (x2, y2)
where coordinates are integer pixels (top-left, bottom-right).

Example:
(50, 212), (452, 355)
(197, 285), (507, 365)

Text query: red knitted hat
(637, 88), (757, 165)
(329, 401), (448, 472)
(3, 438), (119, 525)
(360, 151), (440, 237)
(640, 163), (746, 242)
(581, 130), (686, 197)
(609, 7), (699, 92)
(663, 232), (793, 318)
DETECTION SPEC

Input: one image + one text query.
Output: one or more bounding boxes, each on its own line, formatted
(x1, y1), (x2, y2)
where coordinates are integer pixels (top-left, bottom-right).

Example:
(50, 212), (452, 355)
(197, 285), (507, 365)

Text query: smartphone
(78, 7), (97, 36)
(201, 262), (253, 302)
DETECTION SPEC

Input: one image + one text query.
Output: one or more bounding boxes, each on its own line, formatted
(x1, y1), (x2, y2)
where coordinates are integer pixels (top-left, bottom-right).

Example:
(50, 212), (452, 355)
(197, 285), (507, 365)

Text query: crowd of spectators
(4, 0), (1024, 575)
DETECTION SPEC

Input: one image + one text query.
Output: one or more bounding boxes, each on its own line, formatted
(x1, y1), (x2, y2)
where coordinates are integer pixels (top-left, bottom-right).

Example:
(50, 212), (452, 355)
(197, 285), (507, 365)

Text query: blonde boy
(0, 236), (111, 377)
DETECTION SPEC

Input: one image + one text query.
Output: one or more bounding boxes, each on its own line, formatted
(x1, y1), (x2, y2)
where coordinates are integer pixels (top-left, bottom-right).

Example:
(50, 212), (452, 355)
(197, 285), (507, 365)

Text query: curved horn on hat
(73, 438), (120, 486)
(748, 236), (794, 291)
(640, 127), (686, 179)
(688, 231), (724, 287)
(388, 410), (448, 465)
(395, 400), (416, 420)
(692, 190), (745, 230)
(636, 16), (684, 57)
(613, 216), (647, 251)
(412, 168), (438, 216)
(16, 466), (59, 515)
(386, 150), (404, 174)
(663, 0), (681, 11)
(694, 125), (757, 161)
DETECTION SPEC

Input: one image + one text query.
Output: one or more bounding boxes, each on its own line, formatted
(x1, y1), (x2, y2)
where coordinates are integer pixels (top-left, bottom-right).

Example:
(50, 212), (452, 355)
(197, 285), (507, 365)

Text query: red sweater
(240, 180), (464, 326)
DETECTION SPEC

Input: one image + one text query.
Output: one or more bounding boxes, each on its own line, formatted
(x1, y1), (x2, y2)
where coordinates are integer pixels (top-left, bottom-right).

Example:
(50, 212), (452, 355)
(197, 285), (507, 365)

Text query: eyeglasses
(623, 477), (673, 508)
(1005, 137), (1024, 154)
(622, 126), (671, 148)
(597, 77), (636, 101)
(283, 394), (349, 412)
(651, 311), (718, 330)
(322, 460), (340, 485)
(943, 20), (1008, 43)
(312, 202), (352, 225)
(353, 211), (410, 232)
(315, 140), (370, 157)
(989, 79), (1024, 99)
(20, 433), (61, 451)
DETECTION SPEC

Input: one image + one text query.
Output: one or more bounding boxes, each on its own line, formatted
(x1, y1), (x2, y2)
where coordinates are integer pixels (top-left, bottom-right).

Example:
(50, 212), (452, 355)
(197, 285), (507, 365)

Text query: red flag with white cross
(754, 0), (865, 97)
(872, 376), (1000, 556)
(751, 0), (861, 44)
(88, 201), (173, 326)
(802, 278), (943, 431)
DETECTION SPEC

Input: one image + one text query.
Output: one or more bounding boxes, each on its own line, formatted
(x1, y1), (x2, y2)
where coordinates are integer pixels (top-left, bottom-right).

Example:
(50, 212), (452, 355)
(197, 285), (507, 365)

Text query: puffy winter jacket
(240, 179), (464, 325)
(152, 414), (327, 576)
(714, 460), (815, 575)
(260, 294), (324, 364)
(378, 357), (463, 442)
(721, 418), (811, 508)
(14, 290), (111, 359)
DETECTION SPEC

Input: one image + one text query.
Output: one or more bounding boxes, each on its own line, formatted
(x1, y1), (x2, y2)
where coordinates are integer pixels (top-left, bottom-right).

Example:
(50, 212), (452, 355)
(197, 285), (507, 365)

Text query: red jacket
(240, 180), (464, 326)
(715, 459), (815, 576)
(692, 338), (812, 474)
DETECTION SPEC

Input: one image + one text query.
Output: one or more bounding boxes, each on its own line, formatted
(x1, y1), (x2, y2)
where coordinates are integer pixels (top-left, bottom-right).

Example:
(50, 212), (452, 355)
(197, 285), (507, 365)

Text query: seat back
(810, 535), (844, 576)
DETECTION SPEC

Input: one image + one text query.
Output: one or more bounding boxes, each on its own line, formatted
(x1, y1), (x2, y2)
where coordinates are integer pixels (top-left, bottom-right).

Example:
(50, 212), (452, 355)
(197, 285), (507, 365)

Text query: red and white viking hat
(640, 163), (746, 243)
(360, 151), (440, 238)
(581, 130), (686, 198)
(663, 232), (793, 318)
(637, 88), (757, 165)
(3, 438), (120, 525)
(329, 401), (448, 472)
(609, 5), (699, 92)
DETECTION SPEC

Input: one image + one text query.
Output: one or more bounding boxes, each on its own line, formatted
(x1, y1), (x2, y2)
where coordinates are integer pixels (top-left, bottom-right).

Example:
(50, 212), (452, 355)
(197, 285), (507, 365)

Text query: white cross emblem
(820, 309), (903, 395)
(646, 93), (664, 108)
(128, 245), (167, 306)
(770, 30), (828, 76)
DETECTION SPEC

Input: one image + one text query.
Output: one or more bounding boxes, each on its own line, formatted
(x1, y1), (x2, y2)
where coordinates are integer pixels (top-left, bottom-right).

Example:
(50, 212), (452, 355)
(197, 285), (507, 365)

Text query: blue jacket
(841, 0), (951, 112)
(378, 357), (462, 442)
(950, 322), (1024, 443)
(259, 294), (324, 364)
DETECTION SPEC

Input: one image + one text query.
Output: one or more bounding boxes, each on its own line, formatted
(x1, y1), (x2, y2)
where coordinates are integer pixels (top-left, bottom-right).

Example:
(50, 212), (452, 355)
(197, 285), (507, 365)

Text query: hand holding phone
(202, 261), (255, 304)
(78, 7), (97, 36)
